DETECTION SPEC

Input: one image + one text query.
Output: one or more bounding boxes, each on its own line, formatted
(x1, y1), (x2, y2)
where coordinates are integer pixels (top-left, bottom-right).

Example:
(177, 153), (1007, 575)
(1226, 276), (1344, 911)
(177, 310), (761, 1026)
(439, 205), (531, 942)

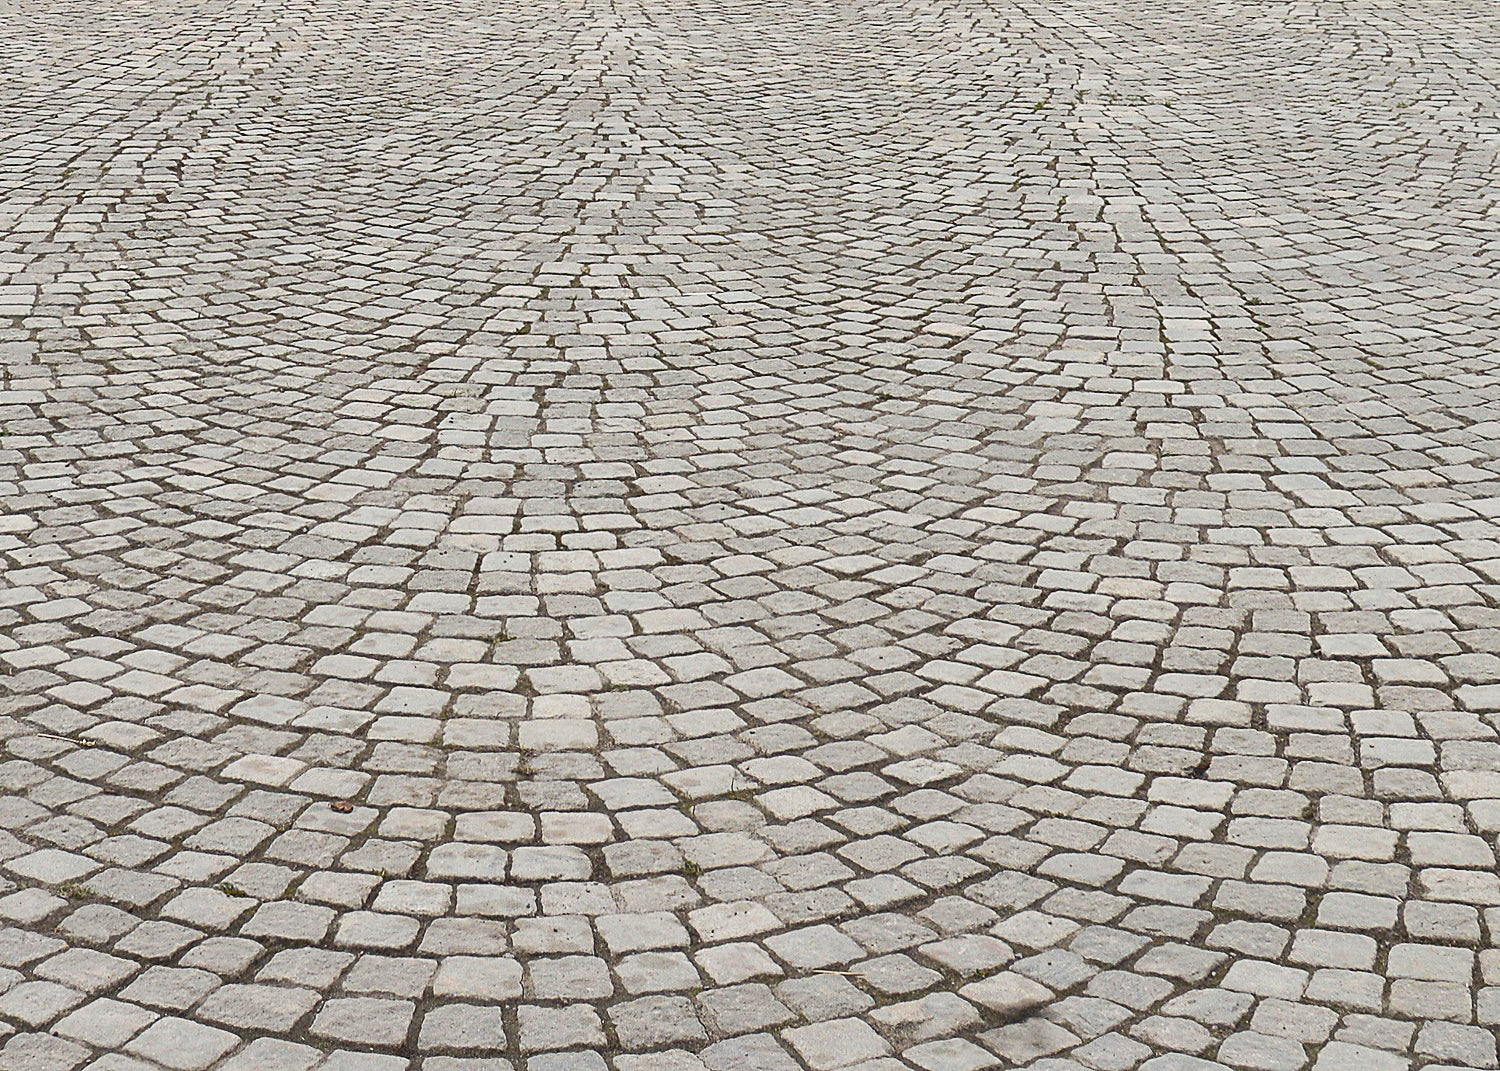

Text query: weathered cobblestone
(2, 0), (1500, 1068)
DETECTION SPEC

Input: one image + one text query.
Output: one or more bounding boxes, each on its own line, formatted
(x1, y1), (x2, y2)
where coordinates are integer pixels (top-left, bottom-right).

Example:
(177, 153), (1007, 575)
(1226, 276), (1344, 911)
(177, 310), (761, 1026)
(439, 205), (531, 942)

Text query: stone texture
(0, 2), (1496, 1069)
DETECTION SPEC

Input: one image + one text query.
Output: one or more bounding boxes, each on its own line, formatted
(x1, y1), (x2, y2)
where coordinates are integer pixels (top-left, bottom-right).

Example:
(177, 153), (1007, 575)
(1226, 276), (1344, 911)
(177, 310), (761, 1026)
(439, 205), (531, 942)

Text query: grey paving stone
(52, 998), (158, 1049)
(784, 1018), (893, 1070)
(309, 997), (416, 1047)
(431, 955), (521, 1001)
(123, 1017), (238, 1070)
(417, 1003), (509, 1053)
(0, 980), (85, 1027)
(195, 983), (319, 1032)
(0, 1033), (92, 1071)
(608, 995), (709, 1049)
(218, 1039), (323, 1071)
(516, 1005), (606, 1052)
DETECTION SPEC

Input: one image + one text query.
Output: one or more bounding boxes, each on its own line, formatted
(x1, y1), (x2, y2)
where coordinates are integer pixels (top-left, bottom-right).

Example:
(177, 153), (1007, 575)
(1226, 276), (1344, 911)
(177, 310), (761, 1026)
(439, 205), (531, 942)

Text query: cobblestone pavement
(3, 0), (1500, 1068)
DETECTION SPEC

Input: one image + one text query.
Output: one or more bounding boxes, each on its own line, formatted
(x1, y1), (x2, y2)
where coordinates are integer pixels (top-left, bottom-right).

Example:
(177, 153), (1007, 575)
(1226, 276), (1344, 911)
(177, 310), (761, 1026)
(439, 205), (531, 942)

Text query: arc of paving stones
(3, 0), (1500, 1069)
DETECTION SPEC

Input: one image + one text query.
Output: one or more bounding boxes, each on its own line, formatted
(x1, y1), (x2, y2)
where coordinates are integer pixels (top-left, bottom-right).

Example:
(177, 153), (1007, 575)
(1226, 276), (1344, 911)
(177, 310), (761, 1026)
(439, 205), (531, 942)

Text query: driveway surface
(3, 1), (1500, 1068)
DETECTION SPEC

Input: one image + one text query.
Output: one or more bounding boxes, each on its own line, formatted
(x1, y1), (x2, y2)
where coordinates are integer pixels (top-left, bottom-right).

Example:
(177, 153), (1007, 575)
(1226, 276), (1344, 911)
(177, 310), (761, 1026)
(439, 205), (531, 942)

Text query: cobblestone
(2, 0), (1500, 1067)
